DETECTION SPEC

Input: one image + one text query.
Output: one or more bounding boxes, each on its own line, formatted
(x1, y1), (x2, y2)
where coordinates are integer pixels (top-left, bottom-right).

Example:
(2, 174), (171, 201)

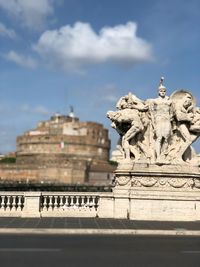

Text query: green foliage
(0, 157), (16, 164)
(109, 160), (118, 166)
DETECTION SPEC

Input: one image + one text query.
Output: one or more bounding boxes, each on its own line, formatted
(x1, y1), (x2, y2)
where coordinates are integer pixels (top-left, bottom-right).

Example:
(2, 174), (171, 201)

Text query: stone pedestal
(113, 164), (200, 221)
(22, 192), (41, 218)
(107, 82), (200, 222)
(113, 187), (130, 219)
(98, 194), (114, 218)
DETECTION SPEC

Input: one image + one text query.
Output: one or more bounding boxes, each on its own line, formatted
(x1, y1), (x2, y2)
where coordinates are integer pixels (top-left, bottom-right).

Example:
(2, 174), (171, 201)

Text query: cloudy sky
(0, 0), (200, 153)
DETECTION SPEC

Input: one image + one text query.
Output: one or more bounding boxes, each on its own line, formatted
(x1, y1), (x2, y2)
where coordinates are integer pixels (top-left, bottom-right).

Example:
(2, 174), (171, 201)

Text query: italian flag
(59, 141), (65, 149)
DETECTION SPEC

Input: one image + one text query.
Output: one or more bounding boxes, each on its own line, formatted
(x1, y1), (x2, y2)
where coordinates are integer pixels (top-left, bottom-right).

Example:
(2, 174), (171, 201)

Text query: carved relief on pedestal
(115, 176), (131, 186)
(167, 178), (189, 188)
(193, 178), (200, 188)
(107, 77), (200, 168)
(130, 176), (194, 189)
(137, 177), (158, 187)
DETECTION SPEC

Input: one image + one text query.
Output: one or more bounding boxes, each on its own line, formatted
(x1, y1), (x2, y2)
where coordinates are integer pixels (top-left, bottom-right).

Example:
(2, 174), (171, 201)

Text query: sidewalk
(1, 217), (200, 236)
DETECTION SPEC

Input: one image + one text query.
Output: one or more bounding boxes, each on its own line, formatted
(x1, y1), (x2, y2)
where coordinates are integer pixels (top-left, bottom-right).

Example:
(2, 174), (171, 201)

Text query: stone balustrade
(40, 193), (100, 217)
(2, 183), (200, 221)
(0, 192), (25, 216)
(0, 192), (114, 218)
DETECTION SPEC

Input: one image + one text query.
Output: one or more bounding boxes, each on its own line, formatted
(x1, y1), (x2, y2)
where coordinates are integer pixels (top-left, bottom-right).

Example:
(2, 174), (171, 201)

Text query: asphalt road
(0, 235), (200, 267)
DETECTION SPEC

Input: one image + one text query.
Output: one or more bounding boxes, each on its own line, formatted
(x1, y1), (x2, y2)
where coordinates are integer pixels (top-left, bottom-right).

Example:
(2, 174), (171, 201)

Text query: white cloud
(0, 22), (16, 39)
(103, 95), (118, 102)
(4, 51), (38, 69)
(34, 106), (50, 115)
(99, 84), (120, 103)
(0, 0), (54, 30)
(34, 21), (153, 71)
(20, 104), (50, 115)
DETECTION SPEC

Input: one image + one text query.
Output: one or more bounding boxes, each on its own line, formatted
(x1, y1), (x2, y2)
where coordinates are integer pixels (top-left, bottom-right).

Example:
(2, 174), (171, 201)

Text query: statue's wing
(170, 90), (196, 106)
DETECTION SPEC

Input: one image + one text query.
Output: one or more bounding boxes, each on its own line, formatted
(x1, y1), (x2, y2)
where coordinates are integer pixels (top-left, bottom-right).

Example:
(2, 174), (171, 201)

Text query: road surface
(0, 234), (200, 267)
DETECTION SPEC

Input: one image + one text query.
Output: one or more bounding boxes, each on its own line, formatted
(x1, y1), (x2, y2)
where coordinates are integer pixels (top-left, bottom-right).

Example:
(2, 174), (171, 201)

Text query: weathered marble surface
(107, 77), (200, 168)
(106, 78), (200, 221)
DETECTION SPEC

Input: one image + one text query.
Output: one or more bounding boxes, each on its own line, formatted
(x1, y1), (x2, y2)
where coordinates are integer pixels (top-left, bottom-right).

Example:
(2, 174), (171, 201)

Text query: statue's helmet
(158, 77), (166, 92)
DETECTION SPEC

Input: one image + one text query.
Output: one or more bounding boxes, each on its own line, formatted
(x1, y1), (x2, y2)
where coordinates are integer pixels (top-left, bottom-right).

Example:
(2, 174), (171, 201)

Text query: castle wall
(0, 114), (114, 185)
(16, 121), (110, 164)
(0, 162), (87, 184)
(17, 135), (109, 159)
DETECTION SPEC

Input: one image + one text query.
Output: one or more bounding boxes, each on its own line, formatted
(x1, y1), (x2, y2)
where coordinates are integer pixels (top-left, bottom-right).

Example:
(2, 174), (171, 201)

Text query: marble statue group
(107, 78), (200, 166)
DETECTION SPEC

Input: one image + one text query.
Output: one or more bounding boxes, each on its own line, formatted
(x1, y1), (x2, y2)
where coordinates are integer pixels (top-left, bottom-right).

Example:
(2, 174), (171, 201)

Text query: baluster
(18, 196), (22, 210)
(54, 196), (58, 210)
(71, 196), (74, 208)
(80, 196), (84, 208)
(58, 196), (63, 211)
(90, 196), (95, 208)
(57, 196), (61, 208)
(68, 196), (72, 208)
(46, 196), (49, 209)
(74, 196), (79, 208)
(84, 196), (87, 207)
(12, 196), (16, 210)
(17, 196), (20, 210)
(72, 196), (77, 208)
(16, 196), (20, 210)
(20, 196), (25, 210)
(79, 196), (83, 208)
(88, 196), (92, 208)
(10, 196), (13, 210)
(49, 196), (53, 210)
(61, 196), (65, 207)
(2, 196), (6, 210)
(86, 196), (90, 207)
(44, 196), (48, 210)
(66, 196), (70, 209)
(1, 196), (4, 210)
(52, 196), (55, 209)
(11, 196), (15, 210)
(7, 196), (11, 210)
(58, 196), (61, 209)
(83, 196), (87, 209)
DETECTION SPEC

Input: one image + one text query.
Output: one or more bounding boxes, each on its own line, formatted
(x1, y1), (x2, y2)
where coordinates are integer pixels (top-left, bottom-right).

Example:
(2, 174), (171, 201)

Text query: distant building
(0, 111), (115, 185)
(0, 154), (5, 159)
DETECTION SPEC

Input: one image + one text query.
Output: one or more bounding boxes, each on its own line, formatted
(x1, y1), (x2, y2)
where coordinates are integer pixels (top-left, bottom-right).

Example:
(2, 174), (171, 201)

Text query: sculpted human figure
(190, 107), (200, 132)
(107, 92), (148, 160)
(172, 92), (196, 162)
(149, 77), (173, 164)
(107, 78), (200, 167)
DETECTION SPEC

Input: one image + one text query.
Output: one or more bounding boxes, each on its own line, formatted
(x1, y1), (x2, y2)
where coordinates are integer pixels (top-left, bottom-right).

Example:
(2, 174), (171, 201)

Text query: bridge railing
(0, 192), (25, 216)
(0, 191), (114, 218)
(40, 192), (100, 217)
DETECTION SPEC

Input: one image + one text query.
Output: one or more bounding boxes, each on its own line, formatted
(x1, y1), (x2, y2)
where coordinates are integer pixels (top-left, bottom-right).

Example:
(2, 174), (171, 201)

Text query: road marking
(0, 248), (61, 252)
(1, 228), (200, 236)
(181, 251), (200, 254)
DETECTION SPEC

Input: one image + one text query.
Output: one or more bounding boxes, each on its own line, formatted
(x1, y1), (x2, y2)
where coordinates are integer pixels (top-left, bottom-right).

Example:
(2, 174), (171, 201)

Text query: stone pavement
(1, 217), (200, 236)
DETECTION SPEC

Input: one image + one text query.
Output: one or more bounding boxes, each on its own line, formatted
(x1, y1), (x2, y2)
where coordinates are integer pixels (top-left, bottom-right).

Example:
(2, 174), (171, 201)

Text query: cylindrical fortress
(16, 114), (110, 165)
